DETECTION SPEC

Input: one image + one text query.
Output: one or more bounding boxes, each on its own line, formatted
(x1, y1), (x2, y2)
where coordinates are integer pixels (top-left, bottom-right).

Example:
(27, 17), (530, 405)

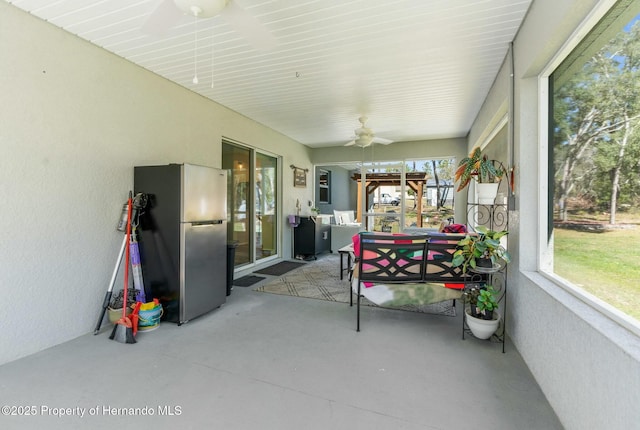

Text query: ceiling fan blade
(141, 0), (182, 37)
(222, 0), (278, 51)
(372, 137), (393, 145)
(344, 140), (356, 147)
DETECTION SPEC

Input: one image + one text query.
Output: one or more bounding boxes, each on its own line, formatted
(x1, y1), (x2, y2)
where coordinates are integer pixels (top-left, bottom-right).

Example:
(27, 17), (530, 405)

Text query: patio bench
(350, 232), (476, 331)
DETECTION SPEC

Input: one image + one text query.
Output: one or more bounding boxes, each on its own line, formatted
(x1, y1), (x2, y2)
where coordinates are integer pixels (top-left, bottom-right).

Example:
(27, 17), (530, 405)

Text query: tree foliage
(553, 20), (640, 223)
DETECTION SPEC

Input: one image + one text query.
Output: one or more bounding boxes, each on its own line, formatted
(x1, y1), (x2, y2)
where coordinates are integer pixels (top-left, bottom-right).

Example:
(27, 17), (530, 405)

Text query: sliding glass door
(222, 141), (279, 268)
(223, 144), (251, 266)
(255, 152), (277, 260)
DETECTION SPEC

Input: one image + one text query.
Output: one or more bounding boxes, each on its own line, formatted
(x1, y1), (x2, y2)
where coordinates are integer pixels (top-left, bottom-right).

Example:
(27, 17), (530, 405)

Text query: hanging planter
(455, 147), (504, 205)
(476, 182), (500, 204)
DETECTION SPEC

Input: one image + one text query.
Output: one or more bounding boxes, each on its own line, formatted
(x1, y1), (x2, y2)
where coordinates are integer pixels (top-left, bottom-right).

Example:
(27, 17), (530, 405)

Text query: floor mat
(254, 254), (456, 316)
(254, 261), (306, 276)
(233, 275), (266, 287)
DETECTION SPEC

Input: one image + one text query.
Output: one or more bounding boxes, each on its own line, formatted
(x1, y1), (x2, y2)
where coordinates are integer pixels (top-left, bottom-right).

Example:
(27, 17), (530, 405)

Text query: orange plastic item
(130, 302), (142, 336)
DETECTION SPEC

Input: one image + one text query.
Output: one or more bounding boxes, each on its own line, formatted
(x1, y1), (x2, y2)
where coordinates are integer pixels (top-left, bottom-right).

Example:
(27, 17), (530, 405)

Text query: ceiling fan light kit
(355, 135), (373, 147)
(345, 116), (393, 148)
(144, 0), (276, 88)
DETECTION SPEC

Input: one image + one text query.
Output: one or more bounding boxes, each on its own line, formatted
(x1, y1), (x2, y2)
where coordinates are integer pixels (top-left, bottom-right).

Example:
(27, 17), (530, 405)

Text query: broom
(109, 191), (136, 344)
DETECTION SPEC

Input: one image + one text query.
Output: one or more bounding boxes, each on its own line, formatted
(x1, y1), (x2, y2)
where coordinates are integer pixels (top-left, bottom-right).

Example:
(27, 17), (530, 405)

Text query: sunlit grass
(554, 227), (640, 320)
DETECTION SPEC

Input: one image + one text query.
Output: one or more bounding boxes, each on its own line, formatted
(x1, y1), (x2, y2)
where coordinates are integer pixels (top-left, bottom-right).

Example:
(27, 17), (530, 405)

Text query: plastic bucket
(107, 307), (131, 324)
(137, 304), (163, 331)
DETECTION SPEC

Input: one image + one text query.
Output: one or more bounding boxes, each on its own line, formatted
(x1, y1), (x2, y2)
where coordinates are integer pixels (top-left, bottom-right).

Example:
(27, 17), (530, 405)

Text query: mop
(109, 191), (136, 344)
(131, 192), (147, 303)
(130, 228), (146, 303)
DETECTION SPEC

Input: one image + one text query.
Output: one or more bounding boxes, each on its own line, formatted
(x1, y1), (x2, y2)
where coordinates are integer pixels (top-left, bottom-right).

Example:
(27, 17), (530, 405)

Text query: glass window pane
(549, 4), (640, 322)
(318, 169), (330, 204)
(222, 143), (252, 266)
(256, 152), (278, 260)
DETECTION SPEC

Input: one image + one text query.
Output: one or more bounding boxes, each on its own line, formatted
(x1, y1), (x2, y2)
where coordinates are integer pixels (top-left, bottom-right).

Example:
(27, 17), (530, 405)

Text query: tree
(431, 159), (441, 209)
(591, 24), (640, 223)
(553, 21), (640, 223)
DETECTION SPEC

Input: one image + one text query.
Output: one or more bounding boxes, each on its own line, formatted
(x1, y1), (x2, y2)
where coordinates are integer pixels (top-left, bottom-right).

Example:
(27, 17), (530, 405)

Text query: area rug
(233, 275), (266, 287)
(254, 261), (306, 276)
(254, 254), (456, 316)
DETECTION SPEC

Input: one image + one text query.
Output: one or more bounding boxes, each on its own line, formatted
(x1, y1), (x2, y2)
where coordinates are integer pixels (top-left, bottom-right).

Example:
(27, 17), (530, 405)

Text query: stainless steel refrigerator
(134, 163), (227, 324)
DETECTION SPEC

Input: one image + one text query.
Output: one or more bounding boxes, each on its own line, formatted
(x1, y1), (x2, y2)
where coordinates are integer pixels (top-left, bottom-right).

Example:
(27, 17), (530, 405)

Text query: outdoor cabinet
(331, 224), (363, 251)
(294, 216), (331, 258)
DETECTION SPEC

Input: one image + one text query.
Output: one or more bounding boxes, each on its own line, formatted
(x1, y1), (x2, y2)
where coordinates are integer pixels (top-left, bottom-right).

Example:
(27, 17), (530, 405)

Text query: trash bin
(226, 241), (238, 296)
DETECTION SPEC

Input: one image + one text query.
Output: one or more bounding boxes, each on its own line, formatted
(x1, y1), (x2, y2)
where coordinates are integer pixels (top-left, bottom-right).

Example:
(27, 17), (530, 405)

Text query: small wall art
(291, 165), (308, 188)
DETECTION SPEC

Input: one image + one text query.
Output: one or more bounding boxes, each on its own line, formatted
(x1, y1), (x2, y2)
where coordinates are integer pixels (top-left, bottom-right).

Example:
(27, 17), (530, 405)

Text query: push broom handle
(93, 234), (128, 335)
(122, 193), (133, 319)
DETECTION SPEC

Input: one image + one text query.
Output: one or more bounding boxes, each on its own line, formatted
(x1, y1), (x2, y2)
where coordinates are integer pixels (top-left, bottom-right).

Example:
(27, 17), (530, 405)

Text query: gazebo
(351, 172), (429, 227)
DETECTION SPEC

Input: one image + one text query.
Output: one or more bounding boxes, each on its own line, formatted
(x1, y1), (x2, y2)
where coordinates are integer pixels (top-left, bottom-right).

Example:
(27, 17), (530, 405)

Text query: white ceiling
(6, 0), (532, 148)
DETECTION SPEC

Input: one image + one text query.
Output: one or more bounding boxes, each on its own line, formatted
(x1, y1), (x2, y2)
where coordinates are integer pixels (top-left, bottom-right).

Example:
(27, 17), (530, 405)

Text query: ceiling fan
(345, 116), (394, 148)
(142, 0), (277, 52)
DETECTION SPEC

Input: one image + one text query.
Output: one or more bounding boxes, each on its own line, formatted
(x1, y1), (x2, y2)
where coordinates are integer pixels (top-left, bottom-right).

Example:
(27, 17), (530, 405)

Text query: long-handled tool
(93, 234), (128, 335)
(130, 192), (148, 303)
(109, 191), (137, 344)
(130, 229), (146, 303)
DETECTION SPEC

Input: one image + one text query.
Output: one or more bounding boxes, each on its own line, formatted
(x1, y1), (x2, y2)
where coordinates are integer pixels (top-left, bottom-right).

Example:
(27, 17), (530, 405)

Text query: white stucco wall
(0, 2), (311, 366)
(469, 0), (640, 429)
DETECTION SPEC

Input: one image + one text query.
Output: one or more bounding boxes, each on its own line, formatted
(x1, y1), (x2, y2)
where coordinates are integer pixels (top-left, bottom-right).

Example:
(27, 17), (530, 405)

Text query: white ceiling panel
(5, 0), (532, 147)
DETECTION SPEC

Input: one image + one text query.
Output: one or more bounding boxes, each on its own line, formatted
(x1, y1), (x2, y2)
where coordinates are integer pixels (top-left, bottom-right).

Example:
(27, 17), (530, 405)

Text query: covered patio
(2, 1), (639, 429)
(0, 268), (563, 429)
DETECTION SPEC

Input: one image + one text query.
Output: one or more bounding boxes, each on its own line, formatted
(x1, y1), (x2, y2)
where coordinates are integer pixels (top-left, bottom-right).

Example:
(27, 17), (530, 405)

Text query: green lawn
(554, 227), (640, 320)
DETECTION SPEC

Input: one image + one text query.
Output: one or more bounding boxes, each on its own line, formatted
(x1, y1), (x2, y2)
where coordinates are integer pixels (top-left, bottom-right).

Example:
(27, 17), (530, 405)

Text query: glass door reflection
(255, 153), (277, 260)
(223, 144), (252, 266)
(223, 142), (280, 267)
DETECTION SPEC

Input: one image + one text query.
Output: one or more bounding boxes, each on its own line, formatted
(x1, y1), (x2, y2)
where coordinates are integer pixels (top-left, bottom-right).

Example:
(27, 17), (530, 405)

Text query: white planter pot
(465, 309), (500, 340)
(476, 182), (499, 204)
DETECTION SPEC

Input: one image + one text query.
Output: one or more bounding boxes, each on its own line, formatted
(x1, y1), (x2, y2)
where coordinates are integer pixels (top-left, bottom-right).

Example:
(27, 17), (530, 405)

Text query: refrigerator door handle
(190, 220), (224, 227)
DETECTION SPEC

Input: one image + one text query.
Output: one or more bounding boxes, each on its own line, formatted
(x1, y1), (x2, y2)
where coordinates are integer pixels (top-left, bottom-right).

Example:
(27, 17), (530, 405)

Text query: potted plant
(452, 226), (511, 273)
(462, 285), (481, 317)
(464, 285), (500, 339)
(476, 285), (499, 319)
(454, 147), (504, 203)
